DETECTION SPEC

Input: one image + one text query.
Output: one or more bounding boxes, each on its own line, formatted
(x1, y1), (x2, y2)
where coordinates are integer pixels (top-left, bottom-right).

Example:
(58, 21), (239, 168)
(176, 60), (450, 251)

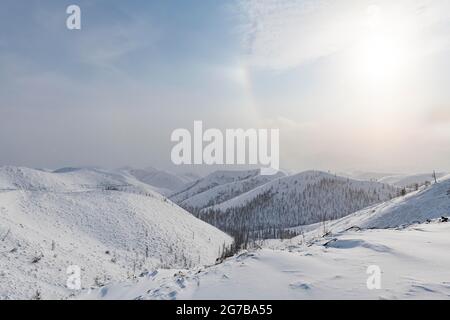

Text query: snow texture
(80, 176), (450, 300)
(0, 166), (231, 300)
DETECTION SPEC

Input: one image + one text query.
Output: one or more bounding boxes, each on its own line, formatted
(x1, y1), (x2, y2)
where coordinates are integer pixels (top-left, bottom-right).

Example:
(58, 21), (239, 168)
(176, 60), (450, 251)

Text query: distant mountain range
(339, 170), (447, 187)
(119, 166), (200, 195)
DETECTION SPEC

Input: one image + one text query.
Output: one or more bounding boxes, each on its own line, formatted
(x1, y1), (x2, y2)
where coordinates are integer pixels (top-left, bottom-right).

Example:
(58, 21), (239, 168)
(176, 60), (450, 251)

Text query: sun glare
(352, 5), (411, 84)
(356, 33), (406, 82)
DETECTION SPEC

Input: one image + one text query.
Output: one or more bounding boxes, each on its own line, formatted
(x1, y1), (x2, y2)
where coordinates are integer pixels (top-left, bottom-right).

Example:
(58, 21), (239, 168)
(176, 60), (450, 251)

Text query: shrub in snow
(31, 253), (43, 264)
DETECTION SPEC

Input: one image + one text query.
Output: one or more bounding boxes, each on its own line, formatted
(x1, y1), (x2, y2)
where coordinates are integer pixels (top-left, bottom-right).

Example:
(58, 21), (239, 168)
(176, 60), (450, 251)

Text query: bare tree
(33, 290), (42, 300)
(31, 253), (44, 264)
(1, 229), (10, 242)
(432, 171), (438, 184)
(319, 212), (330, 237)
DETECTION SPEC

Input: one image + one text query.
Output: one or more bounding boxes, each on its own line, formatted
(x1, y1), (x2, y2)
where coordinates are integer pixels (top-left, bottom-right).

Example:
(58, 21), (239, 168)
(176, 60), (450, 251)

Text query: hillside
(378, 172), (447, 188)
(170, 169), (269, 204)
(298, 174), (450, 235)
(81, 219), (450, 300)
(79, 173), (450, 300)
(174, 171), (286, 212)
(200, 171), (399, 233)
(340, 170), (448, 188)
(119, 167), (195, 194)
(339, 170), (396, 182)
(0, 167), (232, 299)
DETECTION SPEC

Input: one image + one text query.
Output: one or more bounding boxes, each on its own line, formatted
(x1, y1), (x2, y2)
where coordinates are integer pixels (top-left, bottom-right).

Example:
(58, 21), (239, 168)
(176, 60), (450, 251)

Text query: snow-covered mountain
(377, 172), (447, 188)
(199, 171), (399, 232)
(171, 169), (286, 212)
(176, 171), (202, 184)
(4, 166), (448, 300)
(340, 170), (448, 188)
(79, 174), (450, 300)
(170, 169), (266, 204)
(0, 166), (232, 299)
(298, 174), (450, 233)
(338, 170), (396, 182)
(77, 172), (450, 301)
(118, 167), (196, 195)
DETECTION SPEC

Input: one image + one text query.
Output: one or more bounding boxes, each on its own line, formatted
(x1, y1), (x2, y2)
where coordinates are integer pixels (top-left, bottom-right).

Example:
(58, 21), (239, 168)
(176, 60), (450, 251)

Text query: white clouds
(237, 0), (450, 70)
(237, 0), (363, 69)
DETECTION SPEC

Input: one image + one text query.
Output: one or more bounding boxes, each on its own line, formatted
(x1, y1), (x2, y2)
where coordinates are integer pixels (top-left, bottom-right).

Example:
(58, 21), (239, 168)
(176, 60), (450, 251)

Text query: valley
(0, 166), (448, 300)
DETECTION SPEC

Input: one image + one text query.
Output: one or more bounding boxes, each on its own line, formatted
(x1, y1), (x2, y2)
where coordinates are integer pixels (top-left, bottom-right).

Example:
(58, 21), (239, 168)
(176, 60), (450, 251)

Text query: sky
(1, 0), (449, 174)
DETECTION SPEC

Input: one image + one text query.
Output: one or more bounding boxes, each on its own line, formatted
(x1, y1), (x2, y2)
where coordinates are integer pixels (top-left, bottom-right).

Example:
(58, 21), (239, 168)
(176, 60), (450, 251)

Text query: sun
(356, 33), (406, 82)
(352, 5), (410, 84)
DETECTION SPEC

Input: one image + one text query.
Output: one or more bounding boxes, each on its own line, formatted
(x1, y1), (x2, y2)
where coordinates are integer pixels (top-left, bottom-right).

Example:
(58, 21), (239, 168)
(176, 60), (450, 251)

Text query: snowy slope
(378, 172), (447, 188)
(0, 166), (128, 192)
(176, 171), (286, 211)
(170, 169), (265, 204)
(77, 174), (450, 300)
(339, 171), (396, 182)
(0, 167), (232, 300)
(77, 174), (450, 301)
(81, 220), (450, 300)
(202, 171), (398, 230)
(296, 174), (450, 234)
(120, 167), (193, 194)
(340, 170), (448, 188)
(176, 172), (202, 184)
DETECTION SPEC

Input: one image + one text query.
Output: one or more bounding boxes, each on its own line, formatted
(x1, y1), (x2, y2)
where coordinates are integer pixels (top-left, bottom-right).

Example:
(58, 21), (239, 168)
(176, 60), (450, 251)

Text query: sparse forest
(183, 175), (398, 247)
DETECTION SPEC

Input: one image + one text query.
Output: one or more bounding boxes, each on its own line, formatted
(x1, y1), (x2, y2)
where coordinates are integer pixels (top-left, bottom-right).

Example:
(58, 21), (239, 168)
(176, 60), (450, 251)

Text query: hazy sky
(1, 0), (449, 174)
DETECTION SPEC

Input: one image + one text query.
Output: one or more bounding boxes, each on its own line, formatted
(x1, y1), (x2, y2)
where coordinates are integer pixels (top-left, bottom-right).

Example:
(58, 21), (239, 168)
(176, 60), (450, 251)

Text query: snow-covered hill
(81, 219), (450, 300)
(339, 170), (396, 182)
(170, 169), (269, 203)
(119, 167), (194, 194)
(0, 166), (232, 300)
(201, 171), (398, 232)
(296, 174), (450, 234)
(173, 170), (286, 212)
(340, 170), (448, 188)
(75, 172), (450, 300)
(0, 166), (128, 192)
(378, 172), (447, 188)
